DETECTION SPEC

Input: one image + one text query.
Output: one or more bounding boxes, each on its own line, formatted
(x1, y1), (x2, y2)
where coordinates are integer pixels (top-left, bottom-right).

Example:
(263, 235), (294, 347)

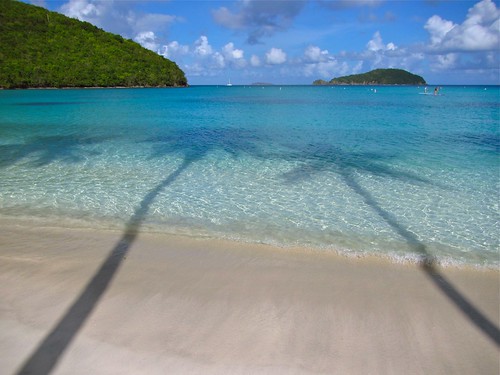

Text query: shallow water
(0, 86), (498, 267)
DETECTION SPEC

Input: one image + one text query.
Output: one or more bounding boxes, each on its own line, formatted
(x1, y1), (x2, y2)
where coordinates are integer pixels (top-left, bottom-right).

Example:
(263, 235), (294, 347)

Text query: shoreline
(0, 216), (496, 271)
(1, 222), (498, 374)
(1, 85), (189, 90)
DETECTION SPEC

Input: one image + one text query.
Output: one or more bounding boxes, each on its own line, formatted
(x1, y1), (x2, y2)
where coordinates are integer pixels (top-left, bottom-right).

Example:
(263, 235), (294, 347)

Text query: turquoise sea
(0, 86), (498, 267)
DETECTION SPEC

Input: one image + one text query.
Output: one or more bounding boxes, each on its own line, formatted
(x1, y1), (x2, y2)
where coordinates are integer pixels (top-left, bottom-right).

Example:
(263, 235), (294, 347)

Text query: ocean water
(0, 86), (498, 267)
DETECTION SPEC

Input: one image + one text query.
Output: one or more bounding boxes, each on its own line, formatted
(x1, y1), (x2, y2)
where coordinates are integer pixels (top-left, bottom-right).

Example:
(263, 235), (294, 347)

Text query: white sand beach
(0, 221), (498, 374)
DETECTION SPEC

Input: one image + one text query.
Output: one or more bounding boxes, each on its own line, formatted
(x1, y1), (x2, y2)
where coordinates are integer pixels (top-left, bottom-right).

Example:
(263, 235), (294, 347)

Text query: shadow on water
(12, 132), (499, 375)
(0, 135), (108, 168)
(15, 159), (192, 375)
(281, 143), (500, 347)
(15, 127), (262, 375)
(12, 102), (89, 107)
(144, 127), (263, 161)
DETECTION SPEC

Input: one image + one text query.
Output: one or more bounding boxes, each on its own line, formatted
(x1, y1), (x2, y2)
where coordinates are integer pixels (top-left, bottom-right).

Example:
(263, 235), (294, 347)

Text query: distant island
(0, 0), (187, 89)
(313, 69), (426, 86)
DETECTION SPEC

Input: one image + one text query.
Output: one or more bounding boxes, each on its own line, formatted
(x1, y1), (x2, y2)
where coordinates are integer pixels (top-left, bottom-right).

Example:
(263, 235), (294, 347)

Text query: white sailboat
(226, 78), (233, 87)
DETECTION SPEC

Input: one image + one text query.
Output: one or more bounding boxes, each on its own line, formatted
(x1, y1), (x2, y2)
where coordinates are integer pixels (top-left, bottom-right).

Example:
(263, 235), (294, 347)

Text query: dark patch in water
(13, 101), (87, 106)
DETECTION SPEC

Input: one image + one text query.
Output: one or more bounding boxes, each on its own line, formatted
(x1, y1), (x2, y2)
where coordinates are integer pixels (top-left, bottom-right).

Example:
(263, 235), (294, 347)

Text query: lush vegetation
(314, 69), (426, 85)
(0, 0), (187, 88)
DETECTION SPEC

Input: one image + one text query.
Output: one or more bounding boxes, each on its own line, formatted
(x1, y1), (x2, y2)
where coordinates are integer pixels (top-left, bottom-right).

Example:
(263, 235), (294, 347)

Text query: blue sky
(27, 0), (500, 85)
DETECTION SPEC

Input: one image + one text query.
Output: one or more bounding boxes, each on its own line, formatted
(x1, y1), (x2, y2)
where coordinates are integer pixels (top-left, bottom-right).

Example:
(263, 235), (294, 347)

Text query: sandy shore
(0, 222), (498, 374)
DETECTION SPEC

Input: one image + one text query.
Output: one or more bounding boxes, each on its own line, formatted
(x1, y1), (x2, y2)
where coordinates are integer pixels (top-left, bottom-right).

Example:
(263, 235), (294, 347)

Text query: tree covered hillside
(0, 0), (187, 88)
(314, 69), (426, 86)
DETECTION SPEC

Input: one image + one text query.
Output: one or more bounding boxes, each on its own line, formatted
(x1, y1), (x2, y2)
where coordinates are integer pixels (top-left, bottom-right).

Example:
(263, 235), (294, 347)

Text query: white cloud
(434, 53), (459, 70)
(366, 31), (384, 51)
(159, 41), (189, 59)
(222, 43), (244, 60)
(352, 61), (364, 74)
(366, 31), (397, 52)
(425, 0), (500, 52)
(61, 0), (101, 21)
(304, 45), (329, 62)
(212, 52), (226, 69)
(425, 15), (455, 46)
(134, 31), (159, 51)
(194, 35), (213, 57)
(167, 36), (250, 77)
(60, 0), (178, 41)
(300, 45), (347, 79)
(386, 42), (397, 51)
(222, 42), (246, 68)
(303, 59), (348, 79)
(250, 54), (261, 67)
(266, 48), (287, 65)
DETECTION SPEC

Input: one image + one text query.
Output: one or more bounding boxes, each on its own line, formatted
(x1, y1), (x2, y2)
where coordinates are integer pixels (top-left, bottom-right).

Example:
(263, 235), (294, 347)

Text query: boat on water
(226, 78), (232, 87)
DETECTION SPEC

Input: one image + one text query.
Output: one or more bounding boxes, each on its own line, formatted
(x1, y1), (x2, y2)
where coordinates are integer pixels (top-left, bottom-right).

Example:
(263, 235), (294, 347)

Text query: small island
(0, 0), (187, 89)
(313, 68), (426, 86)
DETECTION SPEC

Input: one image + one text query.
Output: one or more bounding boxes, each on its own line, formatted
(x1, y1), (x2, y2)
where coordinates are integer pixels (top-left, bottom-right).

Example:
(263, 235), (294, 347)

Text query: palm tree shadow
(16, 127), (263, 375)
(281, 143), (500, 346)
(15, 159), (192, 375)
(0, 134), (109, 168)
(144, 127), (263, 161)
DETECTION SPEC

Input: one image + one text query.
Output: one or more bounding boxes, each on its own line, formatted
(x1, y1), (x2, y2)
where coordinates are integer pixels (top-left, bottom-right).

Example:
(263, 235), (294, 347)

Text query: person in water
(434, 87), (439, 95)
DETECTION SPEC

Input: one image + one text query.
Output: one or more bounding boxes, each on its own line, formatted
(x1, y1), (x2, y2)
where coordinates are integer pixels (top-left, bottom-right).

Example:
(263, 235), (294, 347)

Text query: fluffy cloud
(425, 15), (455, 46)
(159, 41), (189, 59)
(425, 0), (500, 52)
(61, 0), (102, 21)
(304, 45), (329, 63)
(223, 42), (244, 60)
(303, 59), (349, 79)
(160, 36), (250, 76)
(422, 0), (500, 80)
(60, 0), (178, 47)
(250, 54), (261, 67)
(212, 52), (226, 69)
(266, 48), (287, 65)
(366, 31), (397, 52)
(194, 35), (213, 57)
(300, 46), (350, 78)
(222, 42), (246, 68)
(134, 31), (159, 51)
(191, 36), (226, 70)
(433, 53), (458, 70)
(213, 0), (307, 44)
(339, 31), (426, 74)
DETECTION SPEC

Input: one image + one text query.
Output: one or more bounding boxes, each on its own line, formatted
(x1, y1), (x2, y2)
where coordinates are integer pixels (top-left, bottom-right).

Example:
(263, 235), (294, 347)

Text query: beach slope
(0, 223), (498, 374)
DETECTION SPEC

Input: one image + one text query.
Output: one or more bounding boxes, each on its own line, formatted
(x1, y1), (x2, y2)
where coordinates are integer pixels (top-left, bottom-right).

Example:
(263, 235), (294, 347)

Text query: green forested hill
(0, 0), (187, 88)
(314, 69), (426, 85)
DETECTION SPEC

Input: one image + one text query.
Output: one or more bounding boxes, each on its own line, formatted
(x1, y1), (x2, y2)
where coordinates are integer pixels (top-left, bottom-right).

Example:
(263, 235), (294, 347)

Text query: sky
(26, 0), (500, 85)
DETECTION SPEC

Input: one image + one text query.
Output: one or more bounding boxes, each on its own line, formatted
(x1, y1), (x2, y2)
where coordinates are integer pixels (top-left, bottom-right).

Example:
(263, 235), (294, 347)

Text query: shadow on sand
(13, 135), (499, 375)
(281, 143), (500, 347)
(15, 127), (261, 375)
(15, 159), (192, 375)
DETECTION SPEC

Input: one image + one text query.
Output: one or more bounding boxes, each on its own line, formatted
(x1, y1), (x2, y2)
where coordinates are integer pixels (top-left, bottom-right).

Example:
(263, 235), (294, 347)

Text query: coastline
(1, 222), (498, 374)
(1, 85), (189, 90)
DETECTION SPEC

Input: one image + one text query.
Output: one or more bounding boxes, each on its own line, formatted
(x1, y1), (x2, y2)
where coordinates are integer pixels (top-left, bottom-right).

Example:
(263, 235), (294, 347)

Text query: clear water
(0, 86), (498, 267)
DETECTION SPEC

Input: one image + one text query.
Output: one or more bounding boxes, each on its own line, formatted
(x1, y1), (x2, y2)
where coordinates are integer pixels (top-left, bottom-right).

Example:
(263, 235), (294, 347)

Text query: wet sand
(0, 222), (498, 374)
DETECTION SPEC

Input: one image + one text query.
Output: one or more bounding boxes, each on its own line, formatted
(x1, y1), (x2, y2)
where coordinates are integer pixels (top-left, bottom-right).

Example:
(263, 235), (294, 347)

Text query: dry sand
(0, 221), (498, 374)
